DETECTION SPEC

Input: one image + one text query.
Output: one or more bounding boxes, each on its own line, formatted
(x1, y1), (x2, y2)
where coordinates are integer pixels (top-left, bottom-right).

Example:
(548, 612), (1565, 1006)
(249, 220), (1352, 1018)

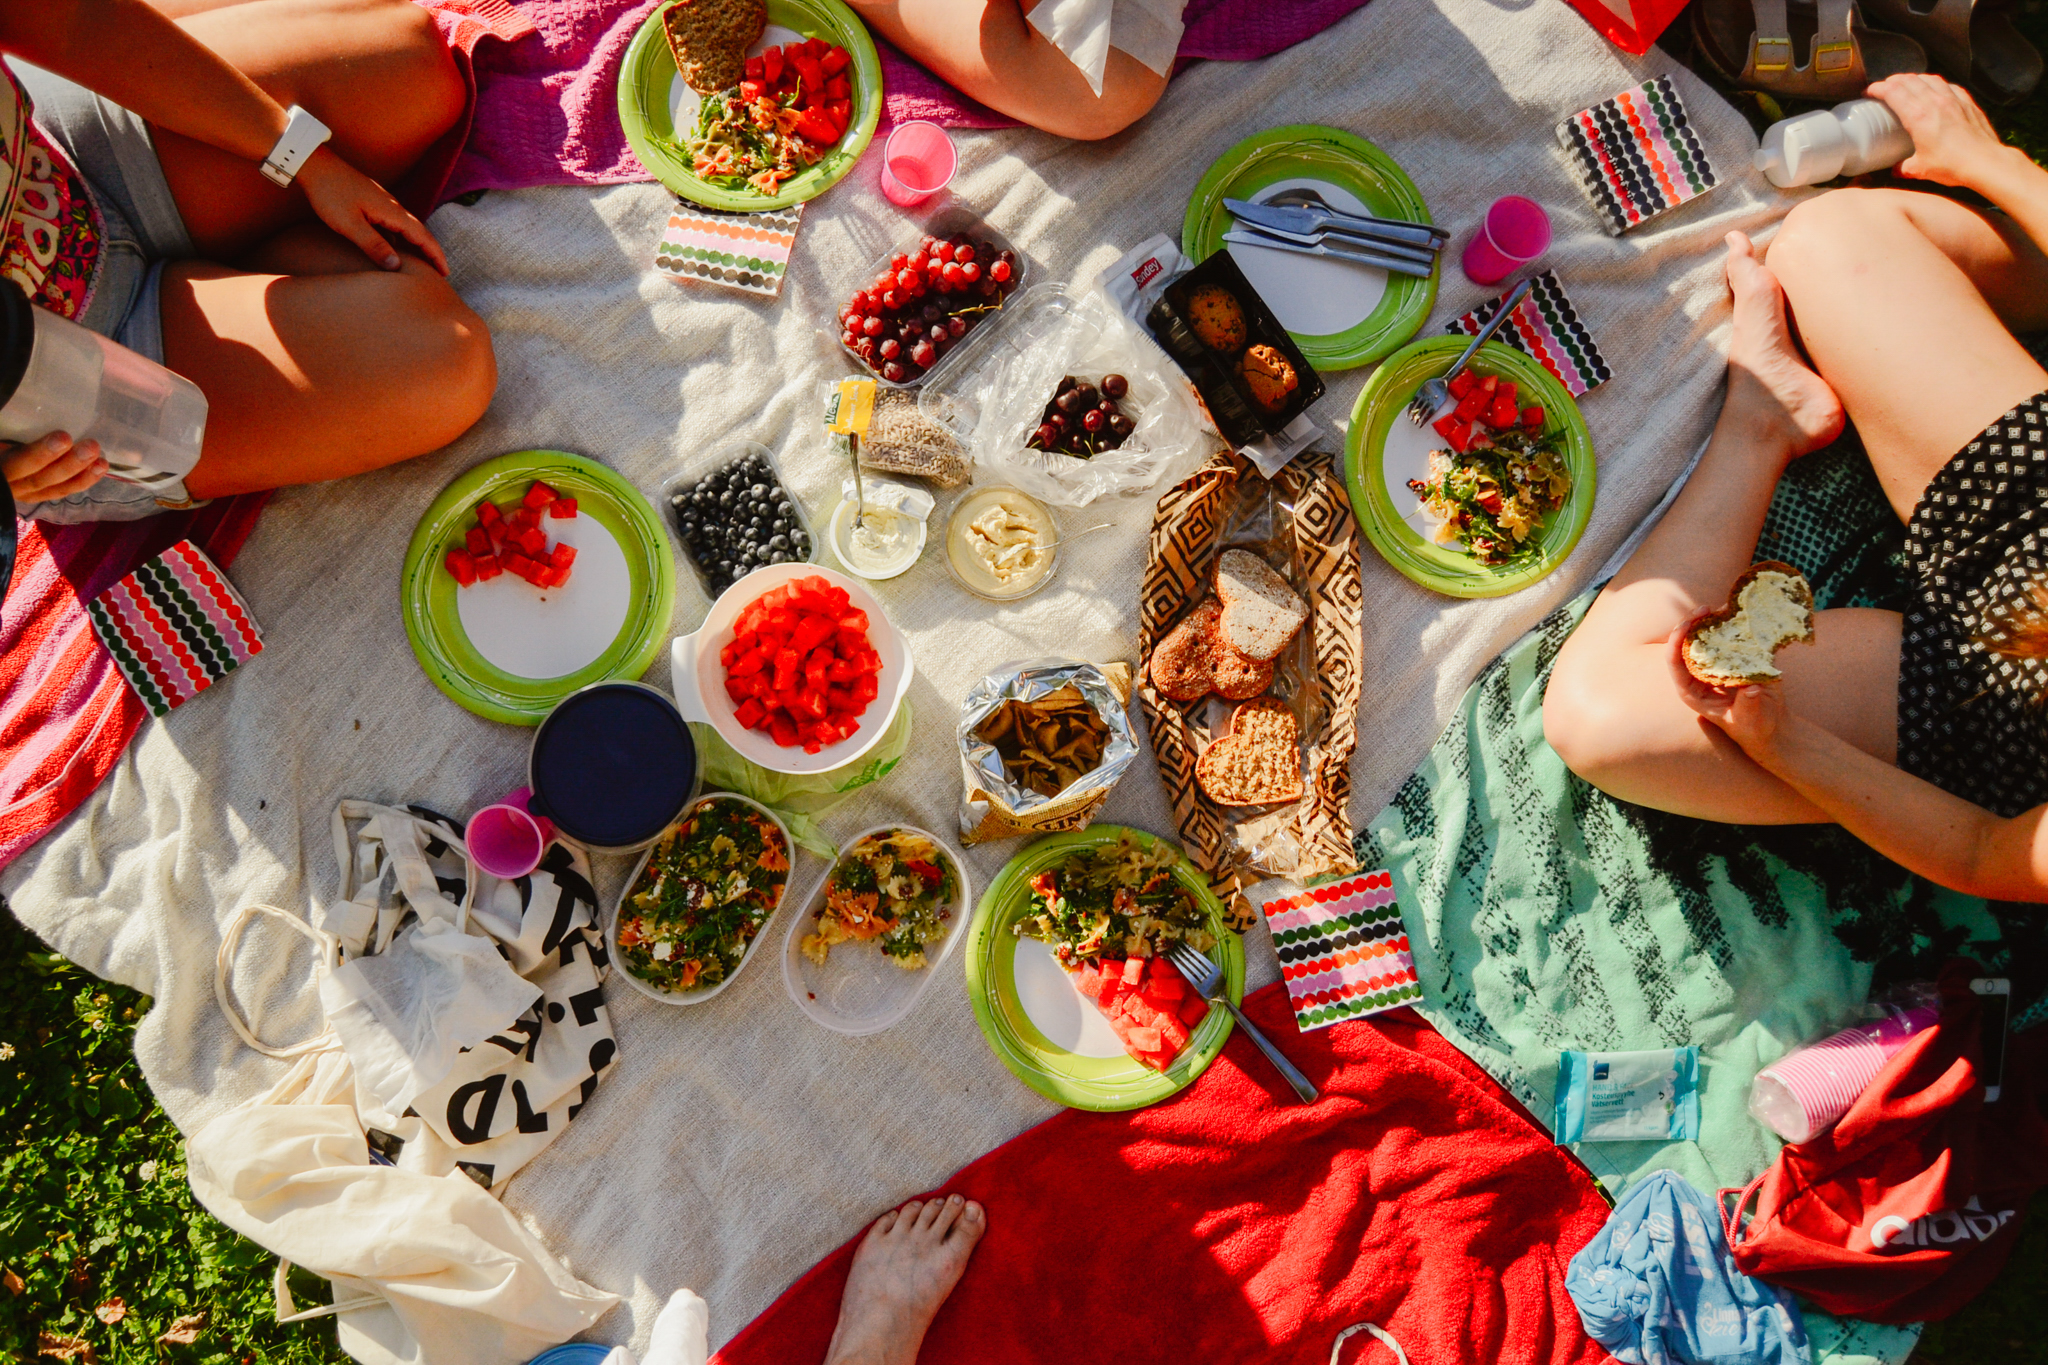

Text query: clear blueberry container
(659, 440), (823, 600)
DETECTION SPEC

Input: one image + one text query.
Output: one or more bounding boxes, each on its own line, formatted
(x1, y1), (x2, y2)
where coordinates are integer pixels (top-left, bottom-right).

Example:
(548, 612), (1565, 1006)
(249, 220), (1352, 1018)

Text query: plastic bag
(689, 701), (913, 858)
(964, 289), (1209, 507)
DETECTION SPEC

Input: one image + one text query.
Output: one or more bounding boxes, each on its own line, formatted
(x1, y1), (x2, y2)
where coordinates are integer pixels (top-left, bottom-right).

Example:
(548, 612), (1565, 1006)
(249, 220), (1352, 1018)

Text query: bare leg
(823, 1195), (985, 1365)
(1768, 187), (2048, 520)
(162, 243), (495, 498)
(147, 0), (465, 262)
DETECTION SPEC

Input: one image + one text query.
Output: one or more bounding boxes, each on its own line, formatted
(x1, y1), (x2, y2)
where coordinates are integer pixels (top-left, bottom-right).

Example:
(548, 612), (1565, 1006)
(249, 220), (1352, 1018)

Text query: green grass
(0, 909), (347, 1365)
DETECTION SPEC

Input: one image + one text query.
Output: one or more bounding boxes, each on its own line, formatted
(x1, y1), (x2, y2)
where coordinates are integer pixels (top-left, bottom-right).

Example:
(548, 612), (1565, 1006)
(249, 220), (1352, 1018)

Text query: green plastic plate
(966, 827), (1244, 1112)
(1182, 124), (1438, 372)
(617, 0), (883, 212)
(1345, 338), (1597, 599)
(401, 451), (676, 725)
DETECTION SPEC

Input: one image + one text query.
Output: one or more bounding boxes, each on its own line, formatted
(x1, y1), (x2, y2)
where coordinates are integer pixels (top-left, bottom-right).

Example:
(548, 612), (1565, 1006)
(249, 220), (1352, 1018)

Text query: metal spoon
(1264, 187), (1450, 247)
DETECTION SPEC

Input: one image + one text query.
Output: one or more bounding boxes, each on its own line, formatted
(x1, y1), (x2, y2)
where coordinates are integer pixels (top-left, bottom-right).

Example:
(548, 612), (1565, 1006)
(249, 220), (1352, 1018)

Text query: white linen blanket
(3, 0), (1804, 1354)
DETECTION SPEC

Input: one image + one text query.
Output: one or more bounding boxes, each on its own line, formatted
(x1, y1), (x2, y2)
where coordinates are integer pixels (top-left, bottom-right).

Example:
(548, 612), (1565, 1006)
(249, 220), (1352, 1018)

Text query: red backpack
(1720, 976), (2048, 1323)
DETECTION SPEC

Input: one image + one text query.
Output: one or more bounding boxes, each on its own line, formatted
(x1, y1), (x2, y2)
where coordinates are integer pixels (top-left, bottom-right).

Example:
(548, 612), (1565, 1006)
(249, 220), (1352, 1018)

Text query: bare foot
(823, 1195), (986, 1365)
(1722, 231), (1846, 460)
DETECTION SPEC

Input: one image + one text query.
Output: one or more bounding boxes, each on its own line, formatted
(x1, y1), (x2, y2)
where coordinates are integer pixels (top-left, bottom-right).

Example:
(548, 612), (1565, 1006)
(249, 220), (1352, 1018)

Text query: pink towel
(422, 0), (1374, 204)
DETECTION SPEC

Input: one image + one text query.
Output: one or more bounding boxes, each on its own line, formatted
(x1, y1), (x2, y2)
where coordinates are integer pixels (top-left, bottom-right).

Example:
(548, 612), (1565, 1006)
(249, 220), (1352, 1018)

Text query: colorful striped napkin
(652, 201), (804, 299)
(1446, 270), (1611, 396)
(87, 539), (262, 717)
(1261, 869), (1422, 1032)
(1556, 76), (1719, 236)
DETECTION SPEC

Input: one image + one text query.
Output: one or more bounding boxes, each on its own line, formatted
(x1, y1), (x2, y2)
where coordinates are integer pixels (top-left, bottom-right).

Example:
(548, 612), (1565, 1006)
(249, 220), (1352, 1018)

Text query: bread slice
(1682, 561), (1816, 686)
(1196, 698), (1304, 806)
(1149, 597), (1275, 703)
(663, 0), (767, 96)
(1215, 550), (1308, 662)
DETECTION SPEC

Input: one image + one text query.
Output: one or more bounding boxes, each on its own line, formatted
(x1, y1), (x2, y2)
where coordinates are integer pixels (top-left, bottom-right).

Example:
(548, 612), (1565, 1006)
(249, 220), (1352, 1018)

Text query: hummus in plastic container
(945, 485), (1057, 600)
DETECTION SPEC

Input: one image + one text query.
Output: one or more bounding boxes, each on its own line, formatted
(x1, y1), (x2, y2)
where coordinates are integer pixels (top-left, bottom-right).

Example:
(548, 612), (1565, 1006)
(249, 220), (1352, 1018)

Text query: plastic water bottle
(1754, 99), (1915, 189)
(0, 282), (206, 488)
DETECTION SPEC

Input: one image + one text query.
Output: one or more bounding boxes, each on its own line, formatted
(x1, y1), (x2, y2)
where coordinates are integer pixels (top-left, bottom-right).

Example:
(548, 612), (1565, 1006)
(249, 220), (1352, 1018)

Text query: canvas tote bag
(189, 801), (623, 1364)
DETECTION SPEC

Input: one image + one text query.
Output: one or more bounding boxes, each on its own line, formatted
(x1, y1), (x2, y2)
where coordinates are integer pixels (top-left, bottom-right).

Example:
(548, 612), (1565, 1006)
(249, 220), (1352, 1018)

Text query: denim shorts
(9, 60), (203, 523)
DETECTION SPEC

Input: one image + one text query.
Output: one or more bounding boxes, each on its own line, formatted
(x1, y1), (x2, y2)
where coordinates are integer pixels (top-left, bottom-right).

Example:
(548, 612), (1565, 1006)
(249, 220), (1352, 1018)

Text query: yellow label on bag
(823, 377), (877, 436)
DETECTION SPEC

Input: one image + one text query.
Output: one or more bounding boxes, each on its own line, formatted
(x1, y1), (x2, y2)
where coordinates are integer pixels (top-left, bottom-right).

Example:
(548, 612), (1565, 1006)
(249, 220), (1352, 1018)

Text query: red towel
(713, 986), (1611, 1365)
(0, 495), (266, 870)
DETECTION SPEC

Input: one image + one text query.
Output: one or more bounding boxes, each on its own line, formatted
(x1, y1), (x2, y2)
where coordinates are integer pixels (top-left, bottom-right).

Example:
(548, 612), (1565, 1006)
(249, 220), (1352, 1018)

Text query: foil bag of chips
(958, 659), (1137, 843)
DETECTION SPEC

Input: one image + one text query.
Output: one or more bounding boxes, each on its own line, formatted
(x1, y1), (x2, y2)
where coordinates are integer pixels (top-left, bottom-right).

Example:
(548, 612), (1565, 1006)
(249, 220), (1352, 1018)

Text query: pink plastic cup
(466, 786), (556, 879)
(880, 121), (956, 208)
(1461, 196), (1552, 286)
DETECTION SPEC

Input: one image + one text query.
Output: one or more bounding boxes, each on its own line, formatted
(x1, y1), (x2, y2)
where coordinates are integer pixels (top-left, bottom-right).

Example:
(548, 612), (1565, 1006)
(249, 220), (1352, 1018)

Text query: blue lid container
(527, 681), (699, 853)
(525, 1344), (613, 1365)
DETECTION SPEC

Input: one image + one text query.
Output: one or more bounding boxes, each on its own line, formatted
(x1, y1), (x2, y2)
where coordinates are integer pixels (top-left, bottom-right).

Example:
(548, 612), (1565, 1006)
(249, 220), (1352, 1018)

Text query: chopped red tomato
(820, 44), (850, 76)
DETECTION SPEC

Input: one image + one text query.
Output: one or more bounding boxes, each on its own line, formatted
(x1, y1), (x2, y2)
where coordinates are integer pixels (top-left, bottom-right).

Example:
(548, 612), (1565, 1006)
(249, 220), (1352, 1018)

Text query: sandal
(1693, 0), (1927, 101)
(1857, 0), (2042, 102)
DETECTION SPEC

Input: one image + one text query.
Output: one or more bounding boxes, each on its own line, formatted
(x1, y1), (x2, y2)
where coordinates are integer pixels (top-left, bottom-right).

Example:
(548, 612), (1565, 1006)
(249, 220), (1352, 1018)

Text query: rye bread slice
(1149, 597), (1274, 703)
(1214, 550), (1308, 662)
(1196, 698), (1304, 806)
(1682, 561), (1817, 687)
(663, 0), (767, 96)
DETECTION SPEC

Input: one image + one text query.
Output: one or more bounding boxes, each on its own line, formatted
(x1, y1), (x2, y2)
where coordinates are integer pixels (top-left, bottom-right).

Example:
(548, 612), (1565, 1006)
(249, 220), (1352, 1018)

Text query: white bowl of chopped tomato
(669, 563), (912, 775)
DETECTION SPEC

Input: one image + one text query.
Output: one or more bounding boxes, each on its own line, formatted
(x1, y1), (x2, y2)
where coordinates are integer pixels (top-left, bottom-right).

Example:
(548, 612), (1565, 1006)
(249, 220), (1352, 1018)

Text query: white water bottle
(1754, 99), (1915, 188)
(0, 282), (207, 488)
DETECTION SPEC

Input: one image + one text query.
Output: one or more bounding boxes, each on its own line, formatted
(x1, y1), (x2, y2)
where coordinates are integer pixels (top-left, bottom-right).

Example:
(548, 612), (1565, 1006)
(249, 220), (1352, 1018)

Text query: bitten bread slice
(1196, 698), (1304, 806)
(1215, 550), (1308, 662)
(1149, 597), (1273, 702)
(1682, 561), (1816, 686)
(663, 0), (767, 96)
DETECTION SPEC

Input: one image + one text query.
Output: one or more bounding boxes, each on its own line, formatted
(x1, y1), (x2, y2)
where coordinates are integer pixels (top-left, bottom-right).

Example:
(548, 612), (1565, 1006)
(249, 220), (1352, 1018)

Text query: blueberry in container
(661, 440), (822, 599)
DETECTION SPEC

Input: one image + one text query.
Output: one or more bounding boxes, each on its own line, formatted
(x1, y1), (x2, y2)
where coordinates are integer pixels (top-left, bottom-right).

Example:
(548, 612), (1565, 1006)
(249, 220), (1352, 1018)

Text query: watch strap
(259, 105), (332, 188)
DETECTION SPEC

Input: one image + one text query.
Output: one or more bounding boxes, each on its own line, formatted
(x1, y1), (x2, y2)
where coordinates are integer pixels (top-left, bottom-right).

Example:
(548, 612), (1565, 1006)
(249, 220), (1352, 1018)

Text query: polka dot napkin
(1445, 269), (1611, 397)
(1555, 76), (1719, 236)
(86, 538), (262, 718)
(1261, 869), (1422, 1032)
(653, 201), (804, 299)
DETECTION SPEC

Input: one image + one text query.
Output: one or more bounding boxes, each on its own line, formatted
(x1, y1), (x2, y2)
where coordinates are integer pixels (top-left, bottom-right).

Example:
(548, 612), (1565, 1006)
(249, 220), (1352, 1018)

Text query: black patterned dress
(1897, 394), (2048, 817)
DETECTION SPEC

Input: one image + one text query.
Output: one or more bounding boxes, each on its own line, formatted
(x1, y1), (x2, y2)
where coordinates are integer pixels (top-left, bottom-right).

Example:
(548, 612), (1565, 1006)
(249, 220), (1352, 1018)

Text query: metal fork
(1166, 942), (1318, 1104)
(1405, 275), (1535, 427)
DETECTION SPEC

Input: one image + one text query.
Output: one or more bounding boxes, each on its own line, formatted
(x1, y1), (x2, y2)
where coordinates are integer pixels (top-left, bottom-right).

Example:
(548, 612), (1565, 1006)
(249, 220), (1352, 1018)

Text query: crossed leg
(1543, 188), (2048, 824)
(144, 0), (491, 500)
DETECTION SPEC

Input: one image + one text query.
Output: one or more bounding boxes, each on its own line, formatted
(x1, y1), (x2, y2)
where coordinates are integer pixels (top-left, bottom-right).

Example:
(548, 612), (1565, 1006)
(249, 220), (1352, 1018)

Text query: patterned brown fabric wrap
(1138, 450), (1363, 929)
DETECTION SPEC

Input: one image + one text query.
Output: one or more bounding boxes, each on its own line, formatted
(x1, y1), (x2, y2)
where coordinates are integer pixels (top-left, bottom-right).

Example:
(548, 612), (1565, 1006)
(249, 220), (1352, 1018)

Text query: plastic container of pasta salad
(829, 207), (1030, 390)
(608, 792), (795, 1007)
(780, 824), (973, 1035)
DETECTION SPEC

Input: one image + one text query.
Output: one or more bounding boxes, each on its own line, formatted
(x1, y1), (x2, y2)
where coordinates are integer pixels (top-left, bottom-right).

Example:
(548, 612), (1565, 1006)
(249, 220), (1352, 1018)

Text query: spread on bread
(1195, 698), (1304, 806)
(1682, 562), (1816, 686)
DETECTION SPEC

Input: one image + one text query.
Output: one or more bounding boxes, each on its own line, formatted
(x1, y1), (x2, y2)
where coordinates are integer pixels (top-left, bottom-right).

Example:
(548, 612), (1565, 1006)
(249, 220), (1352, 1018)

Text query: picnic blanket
(712, 987), (1613, 1365)
(1356, 439), (2047, 1365)
(427, 0), (1377, 202)
(0, 0), (1787, 1355)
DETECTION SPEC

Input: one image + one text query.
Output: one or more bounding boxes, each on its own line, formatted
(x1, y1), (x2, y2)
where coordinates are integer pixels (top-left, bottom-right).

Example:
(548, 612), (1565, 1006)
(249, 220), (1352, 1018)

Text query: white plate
(1010, 938), (1125, 1059)
(455, 515), (633, 680)
(1224, 178), (1390, 339)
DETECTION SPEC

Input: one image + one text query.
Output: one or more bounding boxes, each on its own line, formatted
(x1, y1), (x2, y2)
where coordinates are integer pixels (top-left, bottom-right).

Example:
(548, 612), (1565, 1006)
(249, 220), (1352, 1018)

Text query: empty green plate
(966, 827), (1243, 1112)
(1345, 338), (1597, 599)
(1183, 124), (1438, 371)
(617, 0), (883, 213)
(401, 451), (675, 725)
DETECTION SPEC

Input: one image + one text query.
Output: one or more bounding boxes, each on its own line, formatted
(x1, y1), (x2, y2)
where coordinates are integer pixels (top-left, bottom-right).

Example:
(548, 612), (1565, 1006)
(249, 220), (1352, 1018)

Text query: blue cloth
(1566, 1170), (1810, 1365)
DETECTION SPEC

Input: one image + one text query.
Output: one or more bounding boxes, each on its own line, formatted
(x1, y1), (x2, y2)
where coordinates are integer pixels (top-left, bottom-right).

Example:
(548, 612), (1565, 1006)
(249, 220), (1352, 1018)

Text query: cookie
(1149, 597), (1273, 703)
(1682, 561), (1815, 686)
(1240, 344), (1298, 413)
(663, 0), (768, 96)
(1185, 285), (1247, 353)
(1195, 698), (1304, 806)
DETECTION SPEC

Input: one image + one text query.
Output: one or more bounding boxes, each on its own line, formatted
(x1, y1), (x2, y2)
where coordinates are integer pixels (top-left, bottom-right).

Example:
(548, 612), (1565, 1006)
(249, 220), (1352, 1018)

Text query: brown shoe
(1693, 0), (1927, 100)
(1857, 0), (2042, 102)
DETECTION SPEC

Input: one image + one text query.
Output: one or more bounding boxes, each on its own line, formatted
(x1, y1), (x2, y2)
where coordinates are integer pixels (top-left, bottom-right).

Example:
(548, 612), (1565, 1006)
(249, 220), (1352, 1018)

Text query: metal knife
(1222, 228), (1436, 279)
(1226, 198), (1448, 249)
(1224, 218), (1438, 267)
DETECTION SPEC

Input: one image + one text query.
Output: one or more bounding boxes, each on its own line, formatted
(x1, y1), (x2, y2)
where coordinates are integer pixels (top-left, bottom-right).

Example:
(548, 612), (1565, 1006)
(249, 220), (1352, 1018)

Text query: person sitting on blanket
(0, 0), (494, 522)
(849, 0), (1179, 140)
(1544, 74), (2048, 903)
(822, 1194), (986, 1365)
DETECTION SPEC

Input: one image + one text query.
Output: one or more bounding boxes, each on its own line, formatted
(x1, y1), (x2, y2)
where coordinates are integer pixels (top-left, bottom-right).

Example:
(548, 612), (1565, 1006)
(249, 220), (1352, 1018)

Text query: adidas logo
(1868, 1196), (2015, 1251)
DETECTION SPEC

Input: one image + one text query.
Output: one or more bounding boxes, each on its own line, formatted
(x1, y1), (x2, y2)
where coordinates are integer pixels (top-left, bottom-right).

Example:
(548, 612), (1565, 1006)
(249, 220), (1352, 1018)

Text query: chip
(974, 685), (1110, 798)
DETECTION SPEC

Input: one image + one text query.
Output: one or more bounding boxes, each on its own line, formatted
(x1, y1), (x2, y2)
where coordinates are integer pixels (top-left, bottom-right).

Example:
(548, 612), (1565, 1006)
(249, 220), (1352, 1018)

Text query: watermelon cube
(1158, 1016), (1191, 1052)
(465, 526), (490, 557)
(523, 480), (558, 509)
(550, 497), (578, 519)
(476, 500), (502, 526)
(550, 543), (578, 570)
(473, 553), (502, 581)
(1179, 995), (1209, 1028)
(518, 527), (547, 556)
(444, 549), (477, 587)
(1122, 958), (1147, 986)
(1125, 1026), (1162, 1053)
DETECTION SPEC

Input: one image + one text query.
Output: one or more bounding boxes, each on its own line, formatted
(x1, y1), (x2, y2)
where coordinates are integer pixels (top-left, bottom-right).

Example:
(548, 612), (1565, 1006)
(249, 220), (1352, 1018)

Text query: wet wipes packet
(1554, 1046), (1701, 1143)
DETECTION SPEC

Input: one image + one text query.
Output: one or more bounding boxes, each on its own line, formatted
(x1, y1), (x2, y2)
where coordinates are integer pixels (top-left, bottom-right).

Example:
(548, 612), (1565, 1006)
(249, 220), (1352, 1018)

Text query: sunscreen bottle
(1754, 99), (1915, 189)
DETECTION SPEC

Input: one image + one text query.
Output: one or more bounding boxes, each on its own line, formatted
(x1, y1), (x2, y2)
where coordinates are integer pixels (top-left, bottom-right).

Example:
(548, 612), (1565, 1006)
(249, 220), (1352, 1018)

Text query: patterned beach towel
(1357, 442), (2048, 1365)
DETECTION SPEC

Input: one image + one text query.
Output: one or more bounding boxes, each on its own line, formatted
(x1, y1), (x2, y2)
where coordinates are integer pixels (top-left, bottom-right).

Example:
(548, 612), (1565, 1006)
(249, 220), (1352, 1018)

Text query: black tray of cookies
(1145, 252), (1324, 449)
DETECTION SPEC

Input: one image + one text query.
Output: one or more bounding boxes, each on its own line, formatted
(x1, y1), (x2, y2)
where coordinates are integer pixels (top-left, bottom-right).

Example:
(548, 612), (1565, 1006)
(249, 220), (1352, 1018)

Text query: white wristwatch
(259, 104), (332, 187)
